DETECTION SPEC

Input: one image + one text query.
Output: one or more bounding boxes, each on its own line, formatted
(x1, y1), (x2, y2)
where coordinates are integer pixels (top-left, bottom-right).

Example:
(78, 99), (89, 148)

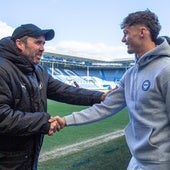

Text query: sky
(0, 0), (170, 61)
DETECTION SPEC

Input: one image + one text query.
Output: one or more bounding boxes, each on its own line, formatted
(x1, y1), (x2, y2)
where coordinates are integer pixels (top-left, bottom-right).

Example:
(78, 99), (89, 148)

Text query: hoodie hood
(136, 37), (170, 68)
(0, 37), (35, 73)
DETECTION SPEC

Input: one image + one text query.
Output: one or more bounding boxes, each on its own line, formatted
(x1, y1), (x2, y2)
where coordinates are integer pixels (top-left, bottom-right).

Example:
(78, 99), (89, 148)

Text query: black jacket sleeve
(46, 73), (103, 106)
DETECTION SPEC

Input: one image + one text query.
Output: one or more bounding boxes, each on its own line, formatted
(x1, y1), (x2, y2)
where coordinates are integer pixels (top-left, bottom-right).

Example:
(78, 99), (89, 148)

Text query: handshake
(48, 116), (66, 136)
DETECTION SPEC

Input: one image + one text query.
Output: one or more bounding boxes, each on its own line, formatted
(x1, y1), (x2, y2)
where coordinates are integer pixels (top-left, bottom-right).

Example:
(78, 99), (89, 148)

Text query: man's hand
(100, 86), (118, 101)
(48, 116), (66, 136)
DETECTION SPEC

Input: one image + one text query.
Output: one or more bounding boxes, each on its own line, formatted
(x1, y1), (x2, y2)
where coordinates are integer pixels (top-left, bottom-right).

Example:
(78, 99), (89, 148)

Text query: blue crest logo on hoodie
(142, 80), (151, 91)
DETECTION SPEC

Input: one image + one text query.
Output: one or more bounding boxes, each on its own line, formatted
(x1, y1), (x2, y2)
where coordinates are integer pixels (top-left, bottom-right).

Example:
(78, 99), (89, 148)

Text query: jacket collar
(0, 37), (35, 73)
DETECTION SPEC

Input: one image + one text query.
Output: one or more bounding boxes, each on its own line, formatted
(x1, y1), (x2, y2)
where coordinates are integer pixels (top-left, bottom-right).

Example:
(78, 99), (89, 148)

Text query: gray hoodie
(65, 38), (170, 170)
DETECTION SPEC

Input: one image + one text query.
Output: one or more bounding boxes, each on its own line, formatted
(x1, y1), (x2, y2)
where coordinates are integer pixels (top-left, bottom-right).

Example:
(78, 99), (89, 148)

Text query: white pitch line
(39, 129), (124, 162)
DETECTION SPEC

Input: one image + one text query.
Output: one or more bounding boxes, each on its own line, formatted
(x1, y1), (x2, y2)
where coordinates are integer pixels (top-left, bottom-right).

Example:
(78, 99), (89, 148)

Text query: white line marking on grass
(39, 129), (124, 162)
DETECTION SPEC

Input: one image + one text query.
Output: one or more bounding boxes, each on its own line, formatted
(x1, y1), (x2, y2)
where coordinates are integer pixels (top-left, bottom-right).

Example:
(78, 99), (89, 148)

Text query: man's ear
(140, 26), (149, 38)
(15, 39), (24, 52)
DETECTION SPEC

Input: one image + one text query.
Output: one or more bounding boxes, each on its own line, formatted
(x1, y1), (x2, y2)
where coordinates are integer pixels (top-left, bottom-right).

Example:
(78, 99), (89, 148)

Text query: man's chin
(127, 50), (134, 54)
(35, 57), (42, 64)
(33, 60), (41, 65)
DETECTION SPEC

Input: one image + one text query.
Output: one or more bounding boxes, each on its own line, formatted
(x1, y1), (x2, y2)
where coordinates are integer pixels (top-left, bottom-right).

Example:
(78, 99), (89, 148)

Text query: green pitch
(39, 136), (131, 170)
(41, 100), (129, 152)
(39, 100), (130, 169)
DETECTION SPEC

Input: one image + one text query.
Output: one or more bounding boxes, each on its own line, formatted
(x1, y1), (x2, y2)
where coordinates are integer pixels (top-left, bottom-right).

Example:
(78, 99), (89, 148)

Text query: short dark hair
(120, 9), (161, 42)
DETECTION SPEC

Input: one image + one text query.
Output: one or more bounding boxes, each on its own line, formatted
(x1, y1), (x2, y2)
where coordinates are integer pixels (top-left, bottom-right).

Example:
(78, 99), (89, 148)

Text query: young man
(57, 10), (170, 170)
(0, 24), (105, 170)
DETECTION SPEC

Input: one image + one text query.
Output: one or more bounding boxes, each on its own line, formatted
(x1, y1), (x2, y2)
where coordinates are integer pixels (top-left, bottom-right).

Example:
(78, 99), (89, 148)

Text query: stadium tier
(41, 52), (134, 90)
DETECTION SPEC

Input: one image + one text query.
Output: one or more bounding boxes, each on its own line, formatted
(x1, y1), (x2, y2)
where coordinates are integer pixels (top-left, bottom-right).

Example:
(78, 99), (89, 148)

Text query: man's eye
(36, 41), (45, 45)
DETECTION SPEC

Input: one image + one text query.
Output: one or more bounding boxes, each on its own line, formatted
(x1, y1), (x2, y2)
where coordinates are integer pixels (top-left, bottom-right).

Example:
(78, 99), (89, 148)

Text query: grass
(41, 100), (129, 152)
(38, 100), (131, 170)
(39, 136), (131, 170)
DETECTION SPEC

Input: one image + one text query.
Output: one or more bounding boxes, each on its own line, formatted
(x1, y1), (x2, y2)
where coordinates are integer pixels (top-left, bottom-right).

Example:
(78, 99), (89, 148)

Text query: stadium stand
(41, 52), (134, 90)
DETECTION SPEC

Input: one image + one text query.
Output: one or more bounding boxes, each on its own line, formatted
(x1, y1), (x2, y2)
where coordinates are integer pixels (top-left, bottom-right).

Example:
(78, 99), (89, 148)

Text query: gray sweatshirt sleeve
(64, 86), (126, 126)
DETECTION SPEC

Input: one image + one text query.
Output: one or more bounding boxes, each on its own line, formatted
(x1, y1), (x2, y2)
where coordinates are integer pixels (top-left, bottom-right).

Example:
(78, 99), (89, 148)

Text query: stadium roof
(43, 51), (135, 65)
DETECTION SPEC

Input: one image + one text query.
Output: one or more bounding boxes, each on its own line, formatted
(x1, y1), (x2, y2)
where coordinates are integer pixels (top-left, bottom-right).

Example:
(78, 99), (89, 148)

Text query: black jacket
(0, 37), (103, 169)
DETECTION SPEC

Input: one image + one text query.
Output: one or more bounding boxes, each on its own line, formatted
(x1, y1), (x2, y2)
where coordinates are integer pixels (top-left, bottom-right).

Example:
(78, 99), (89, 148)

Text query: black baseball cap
(11, 24), (55, 41)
